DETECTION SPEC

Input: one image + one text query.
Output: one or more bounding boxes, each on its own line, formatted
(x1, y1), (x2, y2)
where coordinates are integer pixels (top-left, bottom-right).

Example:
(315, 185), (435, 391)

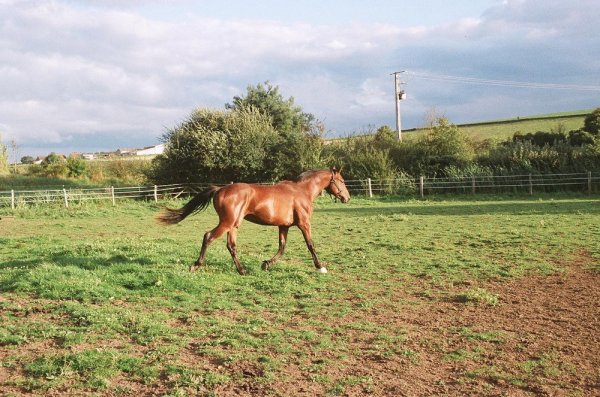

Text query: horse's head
(327, 167), (351, 203)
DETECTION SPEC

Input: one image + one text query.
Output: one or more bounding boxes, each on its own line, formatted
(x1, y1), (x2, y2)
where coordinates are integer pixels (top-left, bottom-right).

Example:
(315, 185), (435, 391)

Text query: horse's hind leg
(262, 226), (289, 271)
(190, 224), (229, 272)
(226, 228), (246, 275)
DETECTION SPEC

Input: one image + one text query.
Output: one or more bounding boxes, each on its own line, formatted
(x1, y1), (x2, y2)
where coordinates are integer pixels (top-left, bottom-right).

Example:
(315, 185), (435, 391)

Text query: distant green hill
(402, 109), (593, 142)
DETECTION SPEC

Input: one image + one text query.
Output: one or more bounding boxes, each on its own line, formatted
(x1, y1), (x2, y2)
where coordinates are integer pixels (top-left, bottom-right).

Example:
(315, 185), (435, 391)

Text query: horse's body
(157, 168), (350, 274)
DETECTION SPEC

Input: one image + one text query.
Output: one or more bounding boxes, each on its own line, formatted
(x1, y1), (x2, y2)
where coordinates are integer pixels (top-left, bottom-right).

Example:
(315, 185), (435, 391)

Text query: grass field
(454, 113), (588, 141)
(1, 195), (599, 396)
(400, 109), (592, 142)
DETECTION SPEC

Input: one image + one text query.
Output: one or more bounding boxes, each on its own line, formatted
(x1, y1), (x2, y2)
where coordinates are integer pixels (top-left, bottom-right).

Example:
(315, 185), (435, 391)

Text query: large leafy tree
(150, 107), (279, 184)
(226, 81), (314, 133)
(226, 82), (324, 179)
(150, 82), (325, 184)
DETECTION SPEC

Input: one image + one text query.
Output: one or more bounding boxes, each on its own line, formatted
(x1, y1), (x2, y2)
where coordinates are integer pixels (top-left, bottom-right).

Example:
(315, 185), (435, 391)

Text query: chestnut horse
(157, 167), (350, 275)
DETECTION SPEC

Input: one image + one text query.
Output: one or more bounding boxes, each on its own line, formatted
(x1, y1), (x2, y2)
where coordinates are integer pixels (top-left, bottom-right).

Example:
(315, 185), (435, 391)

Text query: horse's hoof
(189, 264), (199, 272)
(261, 261), (270, 271)
(318, 267), (328, 274)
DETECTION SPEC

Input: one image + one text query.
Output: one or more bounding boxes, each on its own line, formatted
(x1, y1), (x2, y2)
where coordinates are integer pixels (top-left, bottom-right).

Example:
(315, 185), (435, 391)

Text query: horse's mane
(294, 170), (325, 182)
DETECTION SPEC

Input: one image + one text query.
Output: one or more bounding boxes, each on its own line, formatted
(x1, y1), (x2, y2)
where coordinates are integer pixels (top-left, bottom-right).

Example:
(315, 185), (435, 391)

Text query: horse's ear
(331, 166), (339, 174)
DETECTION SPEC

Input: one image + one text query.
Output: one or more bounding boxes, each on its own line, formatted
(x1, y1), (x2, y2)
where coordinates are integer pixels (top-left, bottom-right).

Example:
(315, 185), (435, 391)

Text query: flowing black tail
(156, 186), (221, 225)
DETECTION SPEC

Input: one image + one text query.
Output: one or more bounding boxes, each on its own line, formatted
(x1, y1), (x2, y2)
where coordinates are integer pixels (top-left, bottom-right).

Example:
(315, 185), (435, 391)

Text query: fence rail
(350, 172), (598, 197)
(0, 172), (598, 208)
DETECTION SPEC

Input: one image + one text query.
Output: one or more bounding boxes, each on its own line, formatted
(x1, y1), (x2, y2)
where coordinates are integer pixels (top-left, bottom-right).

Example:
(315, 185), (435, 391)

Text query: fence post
(11, 189), (15, 210)
(111, 186), (116, 206)
(588, 171), (592, 194)
(471, 176), (476, 195)
(367, 178), (373, 198)
(528, 174), (533, 195)
(154, 185), (158, 202)
(63, 188), (69, 208)
(419, 176), (424, 198)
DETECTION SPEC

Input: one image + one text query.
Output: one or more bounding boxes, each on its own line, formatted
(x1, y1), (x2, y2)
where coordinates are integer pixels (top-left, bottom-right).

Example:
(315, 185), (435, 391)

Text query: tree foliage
(583, 108), (600, 136)
(150, 107), (278, 184)
(226, 81), (314, 133)
(66, 155), (88, 178)
(392, 118), (474, 176)
(150, 83), (324, 184)
(28, 152), (68, 178)
(323, 134), (397, 182)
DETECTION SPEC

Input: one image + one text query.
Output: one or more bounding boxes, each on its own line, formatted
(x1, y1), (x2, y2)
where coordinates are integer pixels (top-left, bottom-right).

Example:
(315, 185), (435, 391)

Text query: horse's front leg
(298, 223), (327, 273)
(262, 226), (289, 271)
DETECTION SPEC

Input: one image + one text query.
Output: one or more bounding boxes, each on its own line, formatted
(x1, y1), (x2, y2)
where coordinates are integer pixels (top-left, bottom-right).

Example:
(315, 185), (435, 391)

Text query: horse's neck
(298, 171), (330, 201)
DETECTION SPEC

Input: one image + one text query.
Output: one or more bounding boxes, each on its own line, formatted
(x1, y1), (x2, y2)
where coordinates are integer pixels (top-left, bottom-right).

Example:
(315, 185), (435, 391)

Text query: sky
(1, 0), (599, 158)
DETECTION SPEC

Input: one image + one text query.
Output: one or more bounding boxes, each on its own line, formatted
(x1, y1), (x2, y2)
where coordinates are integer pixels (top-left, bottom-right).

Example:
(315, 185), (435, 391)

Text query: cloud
(1, 0), (598, 157)
(0, 2), (405, 149)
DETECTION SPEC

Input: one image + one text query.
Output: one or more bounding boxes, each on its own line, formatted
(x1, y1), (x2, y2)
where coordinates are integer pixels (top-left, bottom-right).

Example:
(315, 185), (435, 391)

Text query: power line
(406, 71), (600, 92)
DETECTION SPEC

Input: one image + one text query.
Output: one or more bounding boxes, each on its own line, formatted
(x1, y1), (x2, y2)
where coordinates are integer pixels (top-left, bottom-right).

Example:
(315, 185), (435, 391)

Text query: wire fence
(0, 172), (598, 209)
(348, 172), (598, 197)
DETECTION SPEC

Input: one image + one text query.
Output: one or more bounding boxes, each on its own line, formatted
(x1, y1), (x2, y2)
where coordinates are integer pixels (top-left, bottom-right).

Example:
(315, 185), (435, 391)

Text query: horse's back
(214, 182), (299, 226)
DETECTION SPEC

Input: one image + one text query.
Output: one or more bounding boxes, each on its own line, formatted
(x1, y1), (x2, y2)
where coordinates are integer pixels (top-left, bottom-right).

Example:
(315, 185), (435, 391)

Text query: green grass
(456, 113), (588, 141)
(401, 109), (592, 142)
(0, 175), (100, 190)
(454, 288), (499, 306)
(0, 195), (599, 395)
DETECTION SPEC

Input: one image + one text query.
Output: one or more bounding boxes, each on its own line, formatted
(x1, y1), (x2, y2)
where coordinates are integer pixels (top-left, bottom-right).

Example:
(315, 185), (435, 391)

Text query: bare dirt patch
(261, 258), (600, 396)
(2, 259), (599, 396)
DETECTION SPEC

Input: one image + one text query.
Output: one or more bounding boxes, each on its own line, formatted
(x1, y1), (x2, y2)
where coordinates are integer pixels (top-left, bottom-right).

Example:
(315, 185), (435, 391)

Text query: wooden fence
(0, 184), (205, 209)
(0, 172), (598, 208)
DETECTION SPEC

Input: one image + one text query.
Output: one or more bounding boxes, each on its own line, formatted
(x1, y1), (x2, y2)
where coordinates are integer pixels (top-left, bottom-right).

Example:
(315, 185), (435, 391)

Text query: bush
(583, 107), (600, 136)
(149, 107), (279, 184)
(29, 152), (68, 178)
(20, 156), (35, 164)
(393, 118), (474, 177)
(512, 131), (566, 146)
(268, 128), (325, 180)
(323, 132), (398, 182)
(568, 129), (597, 146)
(67, 155), (88, 178)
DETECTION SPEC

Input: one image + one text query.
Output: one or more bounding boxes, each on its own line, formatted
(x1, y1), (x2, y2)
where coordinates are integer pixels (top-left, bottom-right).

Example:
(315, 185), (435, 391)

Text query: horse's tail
(156, 186), (221, 225)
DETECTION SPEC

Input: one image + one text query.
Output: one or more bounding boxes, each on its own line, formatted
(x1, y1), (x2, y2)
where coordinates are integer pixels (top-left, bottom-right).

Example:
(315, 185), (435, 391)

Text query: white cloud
(0, 0), (598, 156)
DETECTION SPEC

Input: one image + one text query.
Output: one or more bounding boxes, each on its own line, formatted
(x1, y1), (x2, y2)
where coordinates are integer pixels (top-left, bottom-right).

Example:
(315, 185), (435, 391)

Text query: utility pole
(391, 71), (406, 142)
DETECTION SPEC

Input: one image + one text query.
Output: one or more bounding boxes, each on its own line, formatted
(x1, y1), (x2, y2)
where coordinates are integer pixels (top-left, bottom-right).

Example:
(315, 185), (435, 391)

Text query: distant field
(324, 109), (593, 144)
(0, 157), (151, 189)
(454, 109), (590, 141)
(1, 196), (599, 396)
(403, 109), (592, 142)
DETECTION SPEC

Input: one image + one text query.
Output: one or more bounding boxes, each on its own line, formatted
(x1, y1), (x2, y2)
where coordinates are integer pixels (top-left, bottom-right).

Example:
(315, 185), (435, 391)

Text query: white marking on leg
(318, 267), (328, 274)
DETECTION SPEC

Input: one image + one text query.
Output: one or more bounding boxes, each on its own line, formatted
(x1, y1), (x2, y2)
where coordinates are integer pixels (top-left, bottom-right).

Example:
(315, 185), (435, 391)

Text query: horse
(156, 167), (351, 275)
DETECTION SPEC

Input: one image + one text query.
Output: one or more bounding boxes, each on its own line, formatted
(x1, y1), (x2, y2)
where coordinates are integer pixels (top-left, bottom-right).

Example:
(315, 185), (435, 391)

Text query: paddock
(1, 196), (598, 396)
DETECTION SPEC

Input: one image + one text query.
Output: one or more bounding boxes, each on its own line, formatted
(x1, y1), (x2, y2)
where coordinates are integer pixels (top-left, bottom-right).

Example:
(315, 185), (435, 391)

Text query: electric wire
(406, 71), (600, 92)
